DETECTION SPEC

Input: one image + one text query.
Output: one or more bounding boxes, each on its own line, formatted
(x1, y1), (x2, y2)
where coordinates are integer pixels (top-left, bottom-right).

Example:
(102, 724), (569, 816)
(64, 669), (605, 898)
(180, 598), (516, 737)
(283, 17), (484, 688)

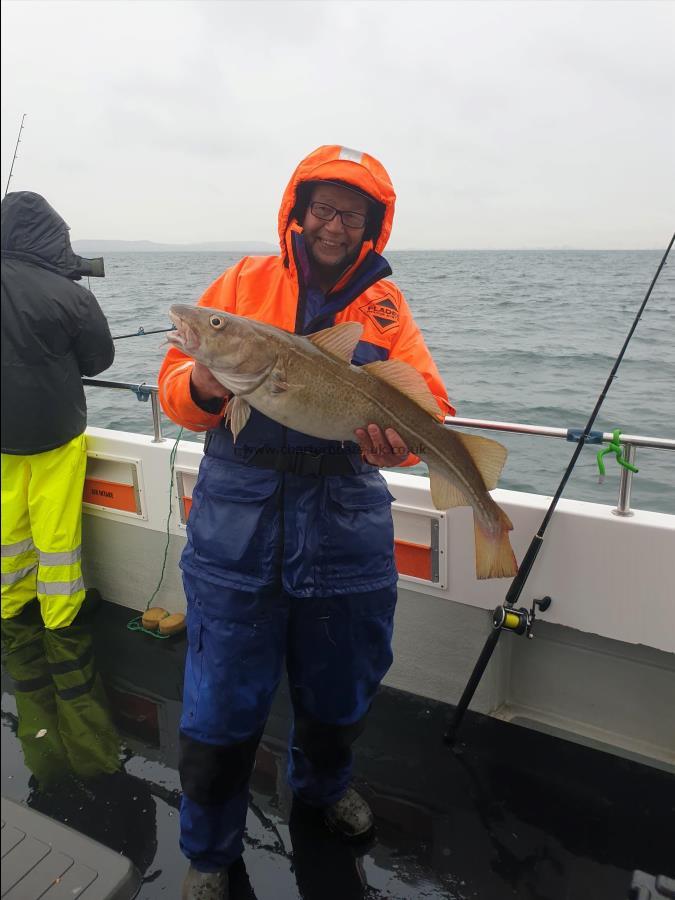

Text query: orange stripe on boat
(394, 539), (432, 581)
(83, 479), (137, 513)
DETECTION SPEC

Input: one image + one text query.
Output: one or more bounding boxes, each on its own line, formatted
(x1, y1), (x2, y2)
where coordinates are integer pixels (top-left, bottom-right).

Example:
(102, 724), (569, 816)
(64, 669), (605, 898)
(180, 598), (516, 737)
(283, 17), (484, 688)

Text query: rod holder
(613, 444), (637, 516)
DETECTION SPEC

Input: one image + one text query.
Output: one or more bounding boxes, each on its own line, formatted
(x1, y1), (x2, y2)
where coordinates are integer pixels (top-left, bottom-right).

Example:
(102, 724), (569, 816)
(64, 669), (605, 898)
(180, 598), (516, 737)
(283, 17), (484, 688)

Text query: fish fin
(308, 322), (363, 362)
(210, 365), (269, 395)
(224, 396), (251, 442)
(267, 362), (304, 395)
(454, 432), (508, 490)
(363, 360), (442, 418)
(269, 378), (289, 394)
(429, 470), (472, 509)
(473, 510), (518, 580)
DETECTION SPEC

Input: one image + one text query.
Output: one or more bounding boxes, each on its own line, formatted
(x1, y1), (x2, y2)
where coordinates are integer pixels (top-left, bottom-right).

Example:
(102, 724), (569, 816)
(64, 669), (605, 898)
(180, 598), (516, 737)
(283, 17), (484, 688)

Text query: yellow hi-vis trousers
(1, 433), (87, 630)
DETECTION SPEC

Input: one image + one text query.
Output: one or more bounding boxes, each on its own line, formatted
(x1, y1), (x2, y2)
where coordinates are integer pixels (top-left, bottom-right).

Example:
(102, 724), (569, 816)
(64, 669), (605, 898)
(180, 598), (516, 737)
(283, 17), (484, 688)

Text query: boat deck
(1, 601), (673, 900)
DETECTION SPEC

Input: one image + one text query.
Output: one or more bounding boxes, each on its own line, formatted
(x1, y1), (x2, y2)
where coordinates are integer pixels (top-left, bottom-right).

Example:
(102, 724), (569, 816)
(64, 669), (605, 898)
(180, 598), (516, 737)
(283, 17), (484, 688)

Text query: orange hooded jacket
(158, 145), (454, 462)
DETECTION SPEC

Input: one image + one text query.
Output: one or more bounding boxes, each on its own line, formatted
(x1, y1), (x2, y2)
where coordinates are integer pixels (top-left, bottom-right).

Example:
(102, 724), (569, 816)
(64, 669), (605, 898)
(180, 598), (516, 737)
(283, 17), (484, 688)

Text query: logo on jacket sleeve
(359, 295), (400, 334)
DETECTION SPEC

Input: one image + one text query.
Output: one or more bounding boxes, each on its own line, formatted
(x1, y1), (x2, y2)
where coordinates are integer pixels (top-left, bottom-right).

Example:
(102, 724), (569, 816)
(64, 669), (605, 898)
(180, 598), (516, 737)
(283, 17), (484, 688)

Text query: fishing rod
(444, 232), (674, 746)
(112, 324), (177, 340)
(4, 113), (27, 198)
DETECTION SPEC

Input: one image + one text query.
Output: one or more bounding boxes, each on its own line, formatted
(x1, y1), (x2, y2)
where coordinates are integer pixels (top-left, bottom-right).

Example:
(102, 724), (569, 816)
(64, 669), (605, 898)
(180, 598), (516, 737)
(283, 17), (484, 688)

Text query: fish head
(167, 305), (280, 395)
(167, 305), (265, 371)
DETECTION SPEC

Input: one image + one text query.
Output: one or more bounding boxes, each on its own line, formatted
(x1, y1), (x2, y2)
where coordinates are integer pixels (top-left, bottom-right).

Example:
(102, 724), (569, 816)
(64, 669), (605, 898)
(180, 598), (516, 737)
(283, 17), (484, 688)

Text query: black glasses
(309, 201), (367, 230)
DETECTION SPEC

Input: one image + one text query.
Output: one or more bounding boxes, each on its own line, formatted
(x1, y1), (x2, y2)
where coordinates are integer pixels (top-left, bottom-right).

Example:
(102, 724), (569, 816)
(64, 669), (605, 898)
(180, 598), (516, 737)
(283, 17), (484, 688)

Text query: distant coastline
(71, 239), (278, 253)
(72, 240), (660, 253)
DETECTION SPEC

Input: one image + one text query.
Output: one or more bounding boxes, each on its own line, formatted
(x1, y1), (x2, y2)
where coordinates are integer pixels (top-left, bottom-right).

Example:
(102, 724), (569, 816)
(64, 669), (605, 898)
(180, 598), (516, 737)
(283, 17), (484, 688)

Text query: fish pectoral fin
(224, 396), (251, 443)
(429, 471), (471, 510)
(269, 380), (304, 394)
(267, 362), (304, 395)
(454, 432), (508, 490)
(308, 322), (363, 362)
(362, 360), (442, 418)
(210, 365), (269, 395)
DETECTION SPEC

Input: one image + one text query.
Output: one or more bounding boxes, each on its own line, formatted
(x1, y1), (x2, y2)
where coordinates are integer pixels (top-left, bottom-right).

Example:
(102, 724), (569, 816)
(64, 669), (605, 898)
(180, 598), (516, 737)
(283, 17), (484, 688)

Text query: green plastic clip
(596, 429), (639, 484)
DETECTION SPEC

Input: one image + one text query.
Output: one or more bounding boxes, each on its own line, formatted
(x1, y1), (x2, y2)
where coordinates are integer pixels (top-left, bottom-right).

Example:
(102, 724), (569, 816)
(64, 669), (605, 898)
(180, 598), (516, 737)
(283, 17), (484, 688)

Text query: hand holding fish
(355, 424), (410, 467)
(190, 361), (231, 405)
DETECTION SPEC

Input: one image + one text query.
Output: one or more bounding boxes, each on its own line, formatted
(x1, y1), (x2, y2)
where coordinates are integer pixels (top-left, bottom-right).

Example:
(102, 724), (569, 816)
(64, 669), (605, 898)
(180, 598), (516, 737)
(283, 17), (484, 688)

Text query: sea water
(84, 249), (675, 514)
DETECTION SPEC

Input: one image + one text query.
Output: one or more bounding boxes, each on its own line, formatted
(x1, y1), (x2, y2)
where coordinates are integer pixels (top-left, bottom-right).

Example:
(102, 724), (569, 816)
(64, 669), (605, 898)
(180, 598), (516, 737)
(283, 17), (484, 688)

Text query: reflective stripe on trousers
(1, 434), (87, 629)
(2, 615), (120, 782)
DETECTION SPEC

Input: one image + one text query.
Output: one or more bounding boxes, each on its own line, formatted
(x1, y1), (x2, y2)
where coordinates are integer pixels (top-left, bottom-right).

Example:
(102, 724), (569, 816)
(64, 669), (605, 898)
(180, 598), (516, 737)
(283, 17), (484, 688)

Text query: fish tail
(473, 508), (518, 580)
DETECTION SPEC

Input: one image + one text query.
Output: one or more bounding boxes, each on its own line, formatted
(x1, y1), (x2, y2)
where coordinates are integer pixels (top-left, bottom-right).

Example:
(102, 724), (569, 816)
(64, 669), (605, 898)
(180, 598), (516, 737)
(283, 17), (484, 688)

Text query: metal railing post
(150, 391), (165, 443)
(613, 444), (637, 517)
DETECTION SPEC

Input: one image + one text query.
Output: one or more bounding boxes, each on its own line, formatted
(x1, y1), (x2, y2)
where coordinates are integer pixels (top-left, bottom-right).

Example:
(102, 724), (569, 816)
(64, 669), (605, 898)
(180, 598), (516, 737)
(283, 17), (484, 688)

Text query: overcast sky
(2, 0), (673, 249)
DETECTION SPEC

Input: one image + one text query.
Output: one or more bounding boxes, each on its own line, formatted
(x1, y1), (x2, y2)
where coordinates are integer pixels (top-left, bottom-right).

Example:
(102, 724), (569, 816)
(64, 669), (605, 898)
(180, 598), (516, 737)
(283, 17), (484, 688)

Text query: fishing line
(126, 427), (184, 638)
(145, 428), (183, 609)
(4, 113), (27, 198)
(444, 232), (674, 745)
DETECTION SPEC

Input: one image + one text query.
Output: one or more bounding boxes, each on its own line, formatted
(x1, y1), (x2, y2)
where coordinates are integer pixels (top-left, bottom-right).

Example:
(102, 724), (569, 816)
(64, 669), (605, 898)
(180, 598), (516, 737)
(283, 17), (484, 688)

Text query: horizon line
(71, 240), (664, 253)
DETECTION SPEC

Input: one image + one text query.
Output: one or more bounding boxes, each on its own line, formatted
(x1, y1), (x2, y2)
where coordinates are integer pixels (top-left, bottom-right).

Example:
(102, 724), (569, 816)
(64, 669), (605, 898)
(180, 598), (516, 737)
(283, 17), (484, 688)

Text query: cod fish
(167, 306), (518, 580)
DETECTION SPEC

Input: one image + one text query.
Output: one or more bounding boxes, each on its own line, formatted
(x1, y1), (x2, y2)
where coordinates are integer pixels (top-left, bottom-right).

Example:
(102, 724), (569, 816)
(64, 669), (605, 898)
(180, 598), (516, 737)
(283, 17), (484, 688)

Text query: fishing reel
(492, 595), (552, 639)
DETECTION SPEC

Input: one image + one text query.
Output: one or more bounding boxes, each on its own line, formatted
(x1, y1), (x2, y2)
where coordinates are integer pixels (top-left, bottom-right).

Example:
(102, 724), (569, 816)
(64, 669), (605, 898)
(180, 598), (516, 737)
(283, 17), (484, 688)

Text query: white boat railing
(444, 416), (675, 517)
(82, 378), (675, 515)
(83, 378), (165, 445)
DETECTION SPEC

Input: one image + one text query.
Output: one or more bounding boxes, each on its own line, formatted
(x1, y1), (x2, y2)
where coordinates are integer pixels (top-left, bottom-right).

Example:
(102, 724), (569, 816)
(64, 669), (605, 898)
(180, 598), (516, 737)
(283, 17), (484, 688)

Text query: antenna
(4, 113), (27, 198)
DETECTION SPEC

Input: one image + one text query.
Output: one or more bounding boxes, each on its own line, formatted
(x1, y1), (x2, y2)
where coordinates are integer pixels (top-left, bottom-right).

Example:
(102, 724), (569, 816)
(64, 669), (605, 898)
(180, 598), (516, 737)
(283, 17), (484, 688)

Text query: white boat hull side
(80, 427), (675, 769)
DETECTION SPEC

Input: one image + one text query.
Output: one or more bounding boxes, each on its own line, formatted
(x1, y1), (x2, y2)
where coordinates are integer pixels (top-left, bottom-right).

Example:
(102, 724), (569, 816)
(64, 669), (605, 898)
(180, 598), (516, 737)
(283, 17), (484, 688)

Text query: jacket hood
(0, 191), (100, 281)
(278, 146), (396, 259)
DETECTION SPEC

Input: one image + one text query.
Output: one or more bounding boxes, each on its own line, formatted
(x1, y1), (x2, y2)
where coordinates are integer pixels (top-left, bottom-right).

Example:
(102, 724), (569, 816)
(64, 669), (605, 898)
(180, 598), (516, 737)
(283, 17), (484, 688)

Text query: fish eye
(209, 315), (225, 329)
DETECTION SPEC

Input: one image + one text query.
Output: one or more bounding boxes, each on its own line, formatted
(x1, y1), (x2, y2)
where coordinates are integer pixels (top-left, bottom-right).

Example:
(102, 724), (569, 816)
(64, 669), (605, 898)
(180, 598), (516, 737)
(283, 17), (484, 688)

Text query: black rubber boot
(76, 588), (102, 621)
(181, 865), (229, 900)
(324, 787), (374, 839)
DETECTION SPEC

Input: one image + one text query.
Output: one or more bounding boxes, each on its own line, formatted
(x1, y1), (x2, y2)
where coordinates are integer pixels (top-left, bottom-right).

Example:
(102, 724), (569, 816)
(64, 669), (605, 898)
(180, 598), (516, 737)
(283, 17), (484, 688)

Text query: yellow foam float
(141, 607), (169, 631)
(158, 613), (186, 635)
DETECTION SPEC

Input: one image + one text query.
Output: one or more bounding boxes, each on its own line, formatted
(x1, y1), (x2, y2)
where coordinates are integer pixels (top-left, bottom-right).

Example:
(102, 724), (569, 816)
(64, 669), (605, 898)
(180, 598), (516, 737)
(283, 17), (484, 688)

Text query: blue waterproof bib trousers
(179, 423), (398, 871)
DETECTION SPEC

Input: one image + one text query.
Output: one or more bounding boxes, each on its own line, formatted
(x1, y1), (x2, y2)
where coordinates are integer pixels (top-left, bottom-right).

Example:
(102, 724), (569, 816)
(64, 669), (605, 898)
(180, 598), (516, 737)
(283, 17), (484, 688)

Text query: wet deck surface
(2, 600), (674, 900)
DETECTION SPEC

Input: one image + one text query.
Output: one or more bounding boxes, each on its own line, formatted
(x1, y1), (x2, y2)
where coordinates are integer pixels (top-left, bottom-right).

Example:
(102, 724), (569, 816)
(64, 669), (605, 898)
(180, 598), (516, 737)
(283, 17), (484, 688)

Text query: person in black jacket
(1, 191), (115, 629)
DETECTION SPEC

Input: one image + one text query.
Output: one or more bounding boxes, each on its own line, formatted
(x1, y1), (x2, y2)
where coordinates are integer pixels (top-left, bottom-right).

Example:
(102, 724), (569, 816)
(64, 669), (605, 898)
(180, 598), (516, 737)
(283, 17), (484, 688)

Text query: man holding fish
(159, 144), (516, 899)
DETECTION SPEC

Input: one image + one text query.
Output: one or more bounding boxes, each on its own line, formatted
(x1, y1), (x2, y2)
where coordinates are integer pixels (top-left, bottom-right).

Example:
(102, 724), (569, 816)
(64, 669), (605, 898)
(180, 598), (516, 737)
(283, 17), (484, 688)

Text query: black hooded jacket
(1, 192), (115, 454)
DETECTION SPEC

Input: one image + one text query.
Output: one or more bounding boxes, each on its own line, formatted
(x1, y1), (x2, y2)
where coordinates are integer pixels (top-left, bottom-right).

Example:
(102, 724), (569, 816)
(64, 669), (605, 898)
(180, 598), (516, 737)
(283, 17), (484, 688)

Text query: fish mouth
(166, 310), (200, 354)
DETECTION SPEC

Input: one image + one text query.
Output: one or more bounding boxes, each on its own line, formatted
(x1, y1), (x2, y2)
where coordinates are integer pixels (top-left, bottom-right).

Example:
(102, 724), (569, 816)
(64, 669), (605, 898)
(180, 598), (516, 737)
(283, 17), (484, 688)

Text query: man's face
(302, 183), (370, 274)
